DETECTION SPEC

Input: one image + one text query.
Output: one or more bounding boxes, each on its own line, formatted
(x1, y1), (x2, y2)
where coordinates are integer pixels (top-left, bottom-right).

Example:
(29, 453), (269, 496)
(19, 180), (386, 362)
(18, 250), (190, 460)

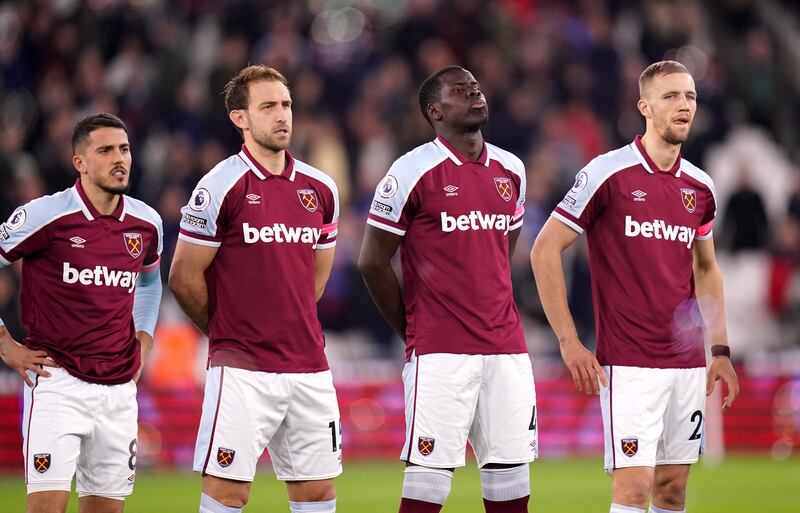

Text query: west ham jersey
(552, 136), (717, 369)
(179, 145), (339, 373)
(0, 180), (163, 384)
(367, 135), (527, 359)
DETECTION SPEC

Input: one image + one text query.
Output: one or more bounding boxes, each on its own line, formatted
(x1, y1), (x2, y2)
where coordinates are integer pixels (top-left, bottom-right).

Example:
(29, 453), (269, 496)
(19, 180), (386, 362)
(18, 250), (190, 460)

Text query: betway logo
(243, 223), (321, 245)
(441, 211), (514, 235)
(624, 216), (696, 248)
(62, 263), (139, 293)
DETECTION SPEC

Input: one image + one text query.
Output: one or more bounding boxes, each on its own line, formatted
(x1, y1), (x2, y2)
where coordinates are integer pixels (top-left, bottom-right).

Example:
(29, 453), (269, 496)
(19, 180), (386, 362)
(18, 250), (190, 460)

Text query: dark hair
(71, 113), (128, 153)
(223, 65), (290, 137)
(639, 60), (692, 97)
(418, 65), (466, 126)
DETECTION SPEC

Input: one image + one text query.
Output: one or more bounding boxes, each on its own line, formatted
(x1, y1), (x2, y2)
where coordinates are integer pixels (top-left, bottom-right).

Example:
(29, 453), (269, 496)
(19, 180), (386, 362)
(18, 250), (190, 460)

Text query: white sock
(649, 505), (684, 513)
(401, 466), (453, 505)
(289, 499), (336, 512)
(610, 504), (645, 513)
(480, 464), (530, 502)
(199, 493), (242, 513)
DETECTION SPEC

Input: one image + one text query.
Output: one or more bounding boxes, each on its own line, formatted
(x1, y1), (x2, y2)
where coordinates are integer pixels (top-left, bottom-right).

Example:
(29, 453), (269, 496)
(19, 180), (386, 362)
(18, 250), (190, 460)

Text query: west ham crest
(621, 438), (638, 457)
(418, 437), (435, 456)
(34, 453), (51, 473)
(681, 188), (696, 213)
(494, 177), (512, 202)
(217, 447), (235, 467)
(124, 233), (143, 259)
(297, 189), (319, 212)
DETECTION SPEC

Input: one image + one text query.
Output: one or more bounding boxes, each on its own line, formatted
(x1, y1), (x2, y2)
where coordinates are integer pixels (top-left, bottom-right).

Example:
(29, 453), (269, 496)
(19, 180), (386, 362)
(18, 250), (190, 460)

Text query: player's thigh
(76, 381), (138, 499)
(600, 366), (672, 472)
(77, 495), (124, 513)
(657, 368), (706, 465)
(401, 352), (483, 468)
(469, 353), (537, 467)
(24, 369), (93, 495)
(194, 367), (293, 482)
(268, 371), (342, 481)
(26, 490), (70, 513)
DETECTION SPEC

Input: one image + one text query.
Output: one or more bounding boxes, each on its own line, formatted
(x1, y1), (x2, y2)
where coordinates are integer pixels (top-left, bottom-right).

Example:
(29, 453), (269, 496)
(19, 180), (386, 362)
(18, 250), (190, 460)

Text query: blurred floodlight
(311, 6), (367, 45)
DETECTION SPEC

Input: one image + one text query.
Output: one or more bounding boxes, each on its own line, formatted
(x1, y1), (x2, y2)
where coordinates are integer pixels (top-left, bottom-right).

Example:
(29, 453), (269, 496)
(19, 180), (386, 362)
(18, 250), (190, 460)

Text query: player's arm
(315, 247), (335, 302)
(169, 240), (218, 336)
(133, 264), (162, 382)
(693, 236), (739, 411)
(508, 228), (521, 259)
(358, 225), (406, 340)
(0, 263), (59, 386)
(530, 217), (607, 394)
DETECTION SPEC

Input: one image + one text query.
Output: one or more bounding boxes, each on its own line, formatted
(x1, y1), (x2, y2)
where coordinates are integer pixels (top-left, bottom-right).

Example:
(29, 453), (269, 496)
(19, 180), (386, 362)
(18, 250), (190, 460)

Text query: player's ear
(229, 110), (248, 132)
(428, 103), (442, 122)
(637, 98), (650, 119)
(72, 154), (86, 174)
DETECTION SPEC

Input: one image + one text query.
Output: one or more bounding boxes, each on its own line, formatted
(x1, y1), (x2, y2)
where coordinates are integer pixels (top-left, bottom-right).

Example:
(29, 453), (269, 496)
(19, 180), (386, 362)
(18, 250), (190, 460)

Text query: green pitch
(0, 456), (797, 512)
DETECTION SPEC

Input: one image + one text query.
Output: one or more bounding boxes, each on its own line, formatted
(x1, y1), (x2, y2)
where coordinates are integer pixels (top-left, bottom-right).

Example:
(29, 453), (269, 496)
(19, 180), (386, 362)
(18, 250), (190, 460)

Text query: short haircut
(71, 113), (128, 153)
(223, 65), (289, 114)
(639, 60), (692, 98)
(418, 65), (466, 126)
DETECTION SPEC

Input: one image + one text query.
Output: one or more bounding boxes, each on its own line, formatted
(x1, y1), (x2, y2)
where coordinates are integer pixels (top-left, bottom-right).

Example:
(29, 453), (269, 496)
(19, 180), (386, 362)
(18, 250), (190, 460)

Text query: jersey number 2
(689, 410), (703, 441)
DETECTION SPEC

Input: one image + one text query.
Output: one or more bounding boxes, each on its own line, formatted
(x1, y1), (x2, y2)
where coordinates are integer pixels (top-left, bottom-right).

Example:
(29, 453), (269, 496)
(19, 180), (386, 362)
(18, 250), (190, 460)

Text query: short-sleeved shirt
(551, 136), (717, 368)
(179, 145), (339, 373)
(367, 136), (527, 359)
(0, 179), (163, 384)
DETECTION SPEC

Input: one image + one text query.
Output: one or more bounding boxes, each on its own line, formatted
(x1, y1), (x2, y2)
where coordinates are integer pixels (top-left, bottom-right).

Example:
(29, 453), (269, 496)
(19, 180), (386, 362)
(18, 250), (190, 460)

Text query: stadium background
(0, 0), (798, 511)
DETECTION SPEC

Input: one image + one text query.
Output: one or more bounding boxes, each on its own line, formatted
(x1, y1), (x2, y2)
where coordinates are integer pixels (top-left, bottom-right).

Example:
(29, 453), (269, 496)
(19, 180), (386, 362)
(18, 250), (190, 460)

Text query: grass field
(0, 456), (797, 512)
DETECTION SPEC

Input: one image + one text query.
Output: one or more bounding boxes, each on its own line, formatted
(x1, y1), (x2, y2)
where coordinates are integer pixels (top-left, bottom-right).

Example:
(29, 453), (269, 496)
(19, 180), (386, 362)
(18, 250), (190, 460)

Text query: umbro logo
(631, 190), (647, 202)
(444, 184), (459, 197)
(70, 236), (86, 248)
(246, 193), (261, 205)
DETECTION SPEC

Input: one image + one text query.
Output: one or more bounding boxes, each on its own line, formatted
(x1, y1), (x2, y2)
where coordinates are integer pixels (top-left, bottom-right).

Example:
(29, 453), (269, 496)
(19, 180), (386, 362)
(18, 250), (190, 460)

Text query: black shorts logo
(34, 453), (51, 473)
(217, 447), (235, 467)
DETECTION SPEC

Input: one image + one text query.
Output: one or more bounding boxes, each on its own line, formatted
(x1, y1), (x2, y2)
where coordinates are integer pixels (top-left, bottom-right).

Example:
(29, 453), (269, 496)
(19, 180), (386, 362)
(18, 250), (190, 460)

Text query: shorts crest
(217, 447), (235, 467)
(621, 438), (638, 457)
(418, 436), (435, 456)
(34, 453), (51, 473)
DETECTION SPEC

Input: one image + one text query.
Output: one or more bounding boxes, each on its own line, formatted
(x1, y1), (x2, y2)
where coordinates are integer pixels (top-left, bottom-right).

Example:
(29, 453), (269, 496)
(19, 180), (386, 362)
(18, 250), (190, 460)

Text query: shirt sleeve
(0, 204), (53, 265)
(178, 185), (226, 248)
(316, 179), (340, 250)
(696, 181), (718, 241)
(510, 161), (527, 231)
(551, 166), (608, 234)
(366, 160), (420, 237)
(142, 213), (164, 271)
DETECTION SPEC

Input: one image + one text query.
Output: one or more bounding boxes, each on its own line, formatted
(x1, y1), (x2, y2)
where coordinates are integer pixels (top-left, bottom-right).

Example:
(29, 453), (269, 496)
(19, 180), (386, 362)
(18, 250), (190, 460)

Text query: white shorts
(600, 365), (706, 472)
(22, 367), (138, 498)
(401, 352), (537, 468)
(193, 366), (342, 482)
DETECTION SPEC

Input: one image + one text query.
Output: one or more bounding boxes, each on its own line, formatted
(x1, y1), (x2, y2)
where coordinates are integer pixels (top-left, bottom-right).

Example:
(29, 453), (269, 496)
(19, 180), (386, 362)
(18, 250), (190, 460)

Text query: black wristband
(711, 345), (731, 358)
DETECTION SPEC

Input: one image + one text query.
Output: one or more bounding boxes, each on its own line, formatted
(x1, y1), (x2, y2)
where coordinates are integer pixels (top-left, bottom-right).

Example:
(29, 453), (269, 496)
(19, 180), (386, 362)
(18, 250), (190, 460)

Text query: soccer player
(358, 66), (536, 513)
(0, 112), (163, 513)
(531, 61), (739, 513)
(169, 65), (341, 513)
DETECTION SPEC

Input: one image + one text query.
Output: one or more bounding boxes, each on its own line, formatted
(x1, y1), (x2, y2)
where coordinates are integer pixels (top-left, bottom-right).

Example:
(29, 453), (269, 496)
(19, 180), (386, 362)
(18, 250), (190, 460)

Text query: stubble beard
(251, 127), (290, 153)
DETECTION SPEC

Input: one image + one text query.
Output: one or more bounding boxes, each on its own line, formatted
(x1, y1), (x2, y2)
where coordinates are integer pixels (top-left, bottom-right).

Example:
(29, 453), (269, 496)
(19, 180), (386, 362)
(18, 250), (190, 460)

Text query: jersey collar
(238, 144), (296, 181)
(72, 179), (126, 221)
(434, 135), (490, 167)
(631, 135), (682, 177)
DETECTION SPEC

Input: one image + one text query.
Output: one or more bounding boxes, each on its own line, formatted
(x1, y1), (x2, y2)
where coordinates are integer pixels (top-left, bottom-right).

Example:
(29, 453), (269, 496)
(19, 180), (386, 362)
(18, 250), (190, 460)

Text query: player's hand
(559, 337), (607, 395)
(0, 333), (59, 387)
(706, 356), (739, 412)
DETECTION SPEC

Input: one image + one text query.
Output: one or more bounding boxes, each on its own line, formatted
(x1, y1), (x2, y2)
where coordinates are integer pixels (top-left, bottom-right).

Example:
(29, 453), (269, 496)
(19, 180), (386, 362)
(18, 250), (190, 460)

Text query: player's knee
(612, 470), (652, 506)
(401, 466), (453, 505)
(479, 463), (530, 502)
(287, 479), (336, 502)
(652, 475), (687, 509)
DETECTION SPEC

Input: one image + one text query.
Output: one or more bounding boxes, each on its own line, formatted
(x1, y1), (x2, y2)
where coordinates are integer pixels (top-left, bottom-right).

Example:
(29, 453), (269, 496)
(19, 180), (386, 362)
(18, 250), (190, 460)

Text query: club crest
(621, 438), (638, 457)
(494, 177), (512, 202)
(418, 437), (435, 456)
(681, 188), (696, 213)
(124, 233), (143, 259)
(34, 453), (51, 473)
(297, 189), (318, 212)
(217, 447), (235, 467)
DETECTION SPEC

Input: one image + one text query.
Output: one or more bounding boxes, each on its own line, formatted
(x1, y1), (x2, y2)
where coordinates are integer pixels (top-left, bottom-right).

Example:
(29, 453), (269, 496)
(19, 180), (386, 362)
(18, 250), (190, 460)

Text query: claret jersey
(0, 179), (163, 384)
(552, 136), (717, 368)
(179, 145), (339, 373)
(368, 136), (527, 358)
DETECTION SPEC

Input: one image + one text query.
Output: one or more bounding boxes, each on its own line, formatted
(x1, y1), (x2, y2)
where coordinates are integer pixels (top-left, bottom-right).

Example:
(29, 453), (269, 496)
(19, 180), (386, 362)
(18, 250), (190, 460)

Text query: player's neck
(640, 132), (681, 172)
(80, 178), (121, 215)
(244, 141), (286, 175)
(437, 128), (484, 161)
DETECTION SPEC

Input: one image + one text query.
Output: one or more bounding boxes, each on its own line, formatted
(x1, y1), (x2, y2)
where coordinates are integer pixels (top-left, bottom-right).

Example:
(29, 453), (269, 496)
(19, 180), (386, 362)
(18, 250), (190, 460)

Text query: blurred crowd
(1, 0), (800, 363)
